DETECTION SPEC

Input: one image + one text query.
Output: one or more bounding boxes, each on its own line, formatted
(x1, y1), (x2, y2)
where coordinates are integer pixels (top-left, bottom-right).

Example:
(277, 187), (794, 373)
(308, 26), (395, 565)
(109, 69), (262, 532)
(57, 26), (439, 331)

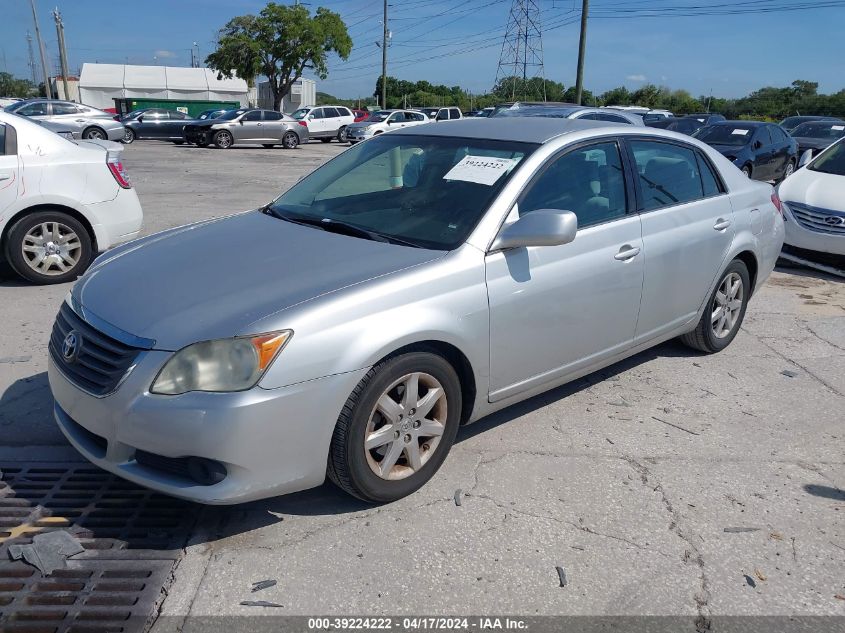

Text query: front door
(235, 110), (264, 142)
(627, 139), (735, 342)
(486, 139), (644, 401)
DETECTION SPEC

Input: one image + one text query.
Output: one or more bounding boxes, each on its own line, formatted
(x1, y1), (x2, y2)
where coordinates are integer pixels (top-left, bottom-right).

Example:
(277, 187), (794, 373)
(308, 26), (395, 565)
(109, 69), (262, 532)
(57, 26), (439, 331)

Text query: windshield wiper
(262, 206), (423, 248)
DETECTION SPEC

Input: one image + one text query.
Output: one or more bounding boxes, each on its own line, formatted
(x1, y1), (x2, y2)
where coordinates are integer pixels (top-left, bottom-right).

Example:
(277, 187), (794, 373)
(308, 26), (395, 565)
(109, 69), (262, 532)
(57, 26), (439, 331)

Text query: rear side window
(52, 102), (80, 115)
(0, 125), (6, 155)
(338, 107), (352, 117)
(593, 113), (631, 124)
(696, 152), (724, 197)
(264, 111), (282, 121)
(754, 127), (772, 146)
(630, 140), (705, 211)
(169, 111), (188, 120)
(450, 109), (461, 119)
(770, 125), (786, 143)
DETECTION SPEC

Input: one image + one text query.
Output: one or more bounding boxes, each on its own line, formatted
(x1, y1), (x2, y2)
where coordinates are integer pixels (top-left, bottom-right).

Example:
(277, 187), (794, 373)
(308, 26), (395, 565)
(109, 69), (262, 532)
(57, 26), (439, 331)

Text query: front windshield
(218, 109), (248, 121)
(365, 111), (391, 123)
(694, 125), (753, 146)
(122, 109), (145, 120)
(267, 134), (537, 250)
(291, 108), (309, 120)
(791, 122), (845, 140)
(809, 140), (845, 176)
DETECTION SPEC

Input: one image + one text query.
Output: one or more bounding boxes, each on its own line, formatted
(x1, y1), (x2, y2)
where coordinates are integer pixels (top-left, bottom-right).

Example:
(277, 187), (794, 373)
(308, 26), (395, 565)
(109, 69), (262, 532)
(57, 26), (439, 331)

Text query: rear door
(768, 125), (791, 177)
(50, 102), (86, 135)
(751, 126), (775, 180)
(263, 110), (285, 141)
(0, 124), (19, 217)
(628, 138), (735, 342)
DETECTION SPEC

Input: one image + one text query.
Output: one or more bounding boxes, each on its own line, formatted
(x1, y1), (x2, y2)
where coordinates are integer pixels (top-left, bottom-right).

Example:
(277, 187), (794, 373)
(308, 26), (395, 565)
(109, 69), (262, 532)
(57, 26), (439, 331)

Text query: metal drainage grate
(0, 464), (202, 633)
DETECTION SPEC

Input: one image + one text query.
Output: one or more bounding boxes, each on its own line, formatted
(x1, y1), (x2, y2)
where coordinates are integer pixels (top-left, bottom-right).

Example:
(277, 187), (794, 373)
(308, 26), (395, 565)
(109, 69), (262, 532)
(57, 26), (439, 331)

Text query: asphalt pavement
(0, 140), (843, 630)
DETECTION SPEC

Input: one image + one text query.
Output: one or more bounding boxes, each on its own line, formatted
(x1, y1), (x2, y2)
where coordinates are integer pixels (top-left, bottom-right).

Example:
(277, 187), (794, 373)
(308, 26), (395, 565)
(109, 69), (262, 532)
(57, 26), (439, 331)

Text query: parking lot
(1, 140), (844, 628)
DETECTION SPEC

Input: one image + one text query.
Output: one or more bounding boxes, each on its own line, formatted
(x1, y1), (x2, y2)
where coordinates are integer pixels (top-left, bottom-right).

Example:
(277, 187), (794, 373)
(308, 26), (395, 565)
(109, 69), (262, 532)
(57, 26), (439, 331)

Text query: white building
(78, 64), (249, 110)
(258, 78), (316, 113)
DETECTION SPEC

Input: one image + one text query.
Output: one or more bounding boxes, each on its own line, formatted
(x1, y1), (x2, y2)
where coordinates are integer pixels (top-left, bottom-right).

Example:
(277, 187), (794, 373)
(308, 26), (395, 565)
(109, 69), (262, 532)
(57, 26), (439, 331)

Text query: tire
(320, 137), (332, 143)
(781, 159), (795, 181)
(172, 140), (185, 145)
(197, 139), (209, 148)
(82, 126), (107, 141)
(262, 144), (275, 148)
(5, 211), (93, 285)
(337, 126), (347, 142)
(327, 351), (462, 503)
(122, 128), (135, 144)
(680, 259), (751, 354)
(213, 130), (233, 149)
(282, 131), (299, 149)
(741, 164), (752, 178)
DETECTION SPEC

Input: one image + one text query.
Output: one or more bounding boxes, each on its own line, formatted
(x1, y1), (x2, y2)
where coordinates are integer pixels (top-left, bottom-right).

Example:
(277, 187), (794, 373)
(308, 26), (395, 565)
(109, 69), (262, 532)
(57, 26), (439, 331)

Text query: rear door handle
(0, 174), (11, 181)
(614, 245), (641, 261)
(713, 218), (732, 231)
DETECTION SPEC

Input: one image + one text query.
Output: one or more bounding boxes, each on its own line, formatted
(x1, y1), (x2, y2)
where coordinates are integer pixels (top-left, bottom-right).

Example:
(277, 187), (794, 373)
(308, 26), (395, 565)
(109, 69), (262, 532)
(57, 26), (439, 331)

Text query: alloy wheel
(711, 272), (744, 339)
(283, 132), (298, 149)
(85, 128), (106, 140)
(784, 162), (795, 178)
(21, 221), (82, 277)
(364, 372), (448, 481)
(216, 131), (233, 148)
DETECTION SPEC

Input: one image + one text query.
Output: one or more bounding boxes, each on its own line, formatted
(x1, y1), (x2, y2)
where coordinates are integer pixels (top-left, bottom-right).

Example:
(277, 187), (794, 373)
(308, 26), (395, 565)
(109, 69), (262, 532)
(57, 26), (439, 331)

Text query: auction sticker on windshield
(444, 155), (519, 186)
(833, 125), (844, 131)
(732, 129), (750, 135)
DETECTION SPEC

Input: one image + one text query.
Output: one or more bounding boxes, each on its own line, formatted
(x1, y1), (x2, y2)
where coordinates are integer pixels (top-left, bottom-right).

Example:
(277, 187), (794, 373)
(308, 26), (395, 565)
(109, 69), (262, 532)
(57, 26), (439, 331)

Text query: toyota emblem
(823, 215), (845, 227)
(62, 331), (82, 363)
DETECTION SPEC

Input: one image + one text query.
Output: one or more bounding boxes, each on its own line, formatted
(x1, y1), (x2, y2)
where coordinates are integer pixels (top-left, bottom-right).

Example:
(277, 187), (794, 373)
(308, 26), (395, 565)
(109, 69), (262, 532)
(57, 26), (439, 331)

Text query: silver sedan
(5, 99), (126, 142)
(48, 118), (784, 504)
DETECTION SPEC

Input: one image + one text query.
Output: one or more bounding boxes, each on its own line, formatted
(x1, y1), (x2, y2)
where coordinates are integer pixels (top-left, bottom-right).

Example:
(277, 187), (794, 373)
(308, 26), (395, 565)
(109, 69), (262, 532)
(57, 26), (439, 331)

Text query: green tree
(0, 73), (35, 98)
(599, 86), (632, 106)
(206, 2), (352, 112)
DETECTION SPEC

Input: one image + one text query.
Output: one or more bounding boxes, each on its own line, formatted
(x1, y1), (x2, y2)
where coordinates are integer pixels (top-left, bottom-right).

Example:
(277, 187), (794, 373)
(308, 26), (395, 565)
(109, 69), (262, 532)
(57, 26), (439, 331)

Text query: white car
(289, 105), (356, 142)
(0, 112), (143, 284)
(345, 109), (430, 143)
(779, 138), (845, 256)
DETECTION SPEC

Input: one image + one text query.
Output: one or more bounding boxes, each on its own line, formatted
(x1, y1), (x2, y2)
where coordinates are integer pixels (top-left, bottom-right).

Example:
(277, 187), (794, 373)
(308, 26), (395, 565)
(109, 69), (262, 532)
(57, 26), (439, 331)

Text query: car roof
(393, 117), (609, 144)
(711, 120), (767, 127)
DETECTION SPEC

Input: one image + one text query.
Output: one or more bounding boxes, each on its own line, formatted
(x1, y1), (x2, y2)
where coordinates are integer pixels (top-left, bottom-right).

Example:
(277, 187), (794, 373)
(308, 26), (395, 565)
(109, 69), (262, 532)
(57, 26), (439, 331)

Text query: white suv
(416, 106), (463, 122)
(290, 105), (355, 143)
(345, 110), (429, 144)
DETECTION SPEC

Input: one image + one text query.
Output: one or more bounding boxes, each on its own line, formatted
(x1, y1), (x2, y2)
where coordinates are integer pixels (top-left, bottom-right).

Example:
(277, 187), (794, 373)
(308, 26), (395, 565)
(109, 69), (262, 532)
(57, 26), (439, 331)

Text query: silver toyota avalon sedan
(48, 118), (785, 504)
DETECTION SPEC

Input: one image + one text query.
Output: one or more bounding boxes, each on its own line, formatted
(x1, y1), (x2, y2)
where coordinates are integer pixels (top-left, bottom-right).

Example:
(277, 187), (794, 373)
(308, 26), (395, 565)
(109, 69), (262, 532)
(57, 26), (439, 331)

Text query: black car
(789, 121), (845, 159)
(694, 120), (798, 181)
(686, 113), (727, 125)
(196, 108), (232, 121)
(120, 108), (199, 144)
(780, 115), (844, 135)
(646, 116), (707, 136)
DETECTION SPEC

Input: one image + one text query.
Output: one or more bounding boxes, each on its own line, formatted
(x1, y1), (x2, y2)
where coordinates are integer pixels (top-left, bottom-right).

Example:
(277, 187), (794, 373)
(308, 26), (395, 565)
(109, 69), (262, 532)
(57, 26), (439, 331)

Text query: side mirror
(798, 149), (813, 168)
(137, 115), (144, 123)
(753, 140), (762, 150)
(490, 209), (578, 251)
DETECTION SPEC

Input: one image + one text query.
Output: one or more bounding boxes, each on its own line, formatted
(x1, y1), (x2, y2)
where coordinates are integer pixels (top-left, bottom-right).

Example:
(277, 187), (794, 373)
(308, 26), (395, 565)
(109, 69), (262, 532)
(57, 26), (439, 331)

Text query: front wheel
(213, 130), (233, 149)
(781, 159), (795, 181)
(337, 126), (347, 142)
(680, 259), (750, 353)
(172, 140), (185, 145)
(5, 211), (93, 285)
(282, 131), (299, 149)
(122, 128), (135, 144)
(327, 352), (462, 503)
(262, 144), (275, 148)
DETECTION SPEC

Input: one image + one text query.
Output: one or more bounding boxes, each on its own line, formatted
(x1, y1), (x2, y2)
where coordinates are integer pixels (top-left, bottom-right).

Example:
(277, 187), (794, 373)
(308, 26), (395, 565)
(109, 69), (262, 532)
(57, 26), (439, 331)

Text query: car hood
(709, 144), (748, 157)
(185, 120), (219, 129)
(72, 211), (444, 350)
(779, 167), (845, 212)
(793, 137), (836, 151)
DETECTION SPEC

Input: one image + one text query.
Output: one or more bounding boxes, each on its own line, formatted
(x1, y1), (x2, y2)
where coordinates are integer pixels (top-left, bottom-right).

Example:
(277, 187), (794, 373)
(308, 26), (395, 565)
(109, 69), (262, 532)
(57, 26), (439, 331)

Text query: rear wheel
(337, 126), (347, 142)
(741, 164), (752, 178)
(680, 259), (750, 353)
(262, 144), (275, 148)
(172, 140), (185, 145)
(196, 140), (209, 148)
(82, 127), (106, 140)
(320, 137), (332, 143)
(213, 130), (233, 149)
(327, 352), (462, 503)
(5, 211), (93, 285)
(781, 159), (795, 181)
(282, 131), (299, 149)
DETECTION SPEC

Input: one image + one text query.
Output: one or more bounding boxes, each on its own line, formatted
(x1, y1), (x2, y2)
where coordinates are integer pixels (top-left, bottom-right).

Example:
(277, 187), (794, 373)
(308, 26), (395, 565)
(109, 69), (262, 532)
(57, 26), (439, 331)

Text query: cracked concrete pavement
(0, 141), (843, 626)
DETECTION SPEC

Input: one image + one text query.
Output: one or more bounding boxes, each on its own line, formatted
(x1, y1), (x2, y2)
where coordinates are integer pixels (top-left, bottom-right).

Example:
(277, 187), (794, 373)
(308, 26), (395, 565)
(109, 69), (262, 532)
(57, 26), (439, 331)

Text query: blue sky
(3, 0), (844, 100)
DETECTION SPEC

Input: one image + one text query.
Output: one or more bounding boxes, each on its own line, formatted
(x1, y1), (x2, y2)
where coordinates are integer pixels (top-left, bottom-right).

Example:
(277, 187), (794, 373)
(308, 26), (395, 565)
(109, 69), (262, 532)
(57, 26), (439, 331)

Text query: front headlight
(151, 331), (292, 395)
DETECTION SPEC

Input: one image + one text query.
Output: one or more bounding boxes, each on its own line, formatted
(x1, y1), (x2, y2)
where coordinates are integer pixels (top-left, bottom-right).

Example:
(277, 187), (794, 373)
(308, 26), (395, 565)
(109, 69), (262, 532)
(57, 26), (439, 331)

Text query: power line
(495, 0), (546, 98)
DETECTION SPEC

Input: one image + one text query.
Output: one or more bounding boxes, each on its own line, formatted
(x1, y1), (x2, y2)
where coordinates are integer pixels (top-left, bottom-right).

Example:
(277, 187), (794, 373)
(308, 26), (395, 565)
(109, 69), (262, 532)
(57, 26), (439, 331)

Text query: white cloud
(626, 74), (647, 82)
(154, 50), (177, 58)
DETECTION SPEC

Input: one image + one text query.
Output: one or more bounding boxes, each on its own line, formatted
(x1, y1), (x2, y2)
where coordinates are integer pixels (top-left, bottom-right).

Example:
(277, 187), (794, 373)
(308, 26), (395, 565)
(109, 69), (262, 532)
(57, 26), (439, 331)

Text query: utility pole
(381, 0), (388, 109)
(574, 0), (589, 105)
(26, 32), (38, 85)
(29, 0), (52, 99)
(52, 8), (70, 101)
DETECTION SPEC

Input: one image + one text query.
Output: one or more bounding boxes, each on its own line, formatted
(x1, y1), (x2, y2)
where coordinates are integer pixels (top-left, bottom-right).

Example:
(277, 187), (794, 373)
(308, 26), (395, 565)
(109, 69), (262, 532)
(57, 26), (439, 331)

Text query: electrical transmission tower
(26, 32), (38, 85)
(494, 0), (546, 101)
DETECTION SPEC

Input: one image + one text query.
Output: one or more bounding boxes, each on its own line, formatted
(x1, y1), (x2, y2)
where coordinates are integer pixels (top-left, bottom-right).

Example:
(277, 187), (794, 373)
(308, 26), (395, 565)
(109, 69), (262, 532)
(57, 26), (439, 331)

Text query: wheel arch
(372, 340), (477, 425)
(1, 203), (98, 261)
(733, 249), (758, 296)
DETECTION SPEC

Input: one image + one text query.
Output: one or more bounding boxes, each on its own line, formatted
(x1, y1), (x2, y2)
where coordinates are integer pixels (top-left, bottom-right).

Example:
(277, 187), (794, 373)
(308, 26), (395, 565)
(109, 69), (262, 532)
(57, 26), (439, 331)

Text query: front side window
(753, 126), (772, 147)
(388, 112), (405, 123)
(144, 110), (167, 120)
(18, 102), (48, 116)
(268, 135), (536, 250)
(242, 110), (262, 122)
(310, 108), (325, 120)
(520, 141), (628, 228)
(630, 140), (705, 211)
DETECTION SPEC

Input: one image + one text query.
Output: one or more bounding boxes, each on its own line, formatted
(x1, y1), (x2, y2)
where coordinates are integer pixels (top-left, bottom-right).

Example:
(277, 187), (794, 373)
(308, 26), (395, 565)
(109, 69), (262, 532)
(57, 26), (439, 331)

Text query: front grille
(134, 451), (192, 480)
(49, 303), (142, 397)
(787, 201), (845, 235)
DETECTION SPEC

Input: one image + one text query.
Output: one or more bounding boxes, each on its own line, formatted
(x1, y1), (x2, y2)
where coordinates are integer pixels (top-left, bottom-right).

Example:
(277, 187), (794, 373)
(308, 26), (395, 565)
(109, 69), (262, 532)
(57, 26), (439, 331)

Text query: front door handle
(614, 245), (641, 261)
(713, 218), (732, 231)
(0, 174), (11, 181)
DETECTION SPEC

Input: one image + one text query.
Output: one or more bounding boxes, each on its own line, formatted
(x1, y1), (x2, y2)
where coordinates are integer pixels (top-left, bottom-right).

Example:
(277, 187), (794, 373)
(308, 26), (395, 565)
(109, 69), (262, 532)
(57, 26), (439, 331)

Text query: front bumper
(49, 349), (368, 504)
(782, 202), (845, 256)
(346, 128), (373, 142)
